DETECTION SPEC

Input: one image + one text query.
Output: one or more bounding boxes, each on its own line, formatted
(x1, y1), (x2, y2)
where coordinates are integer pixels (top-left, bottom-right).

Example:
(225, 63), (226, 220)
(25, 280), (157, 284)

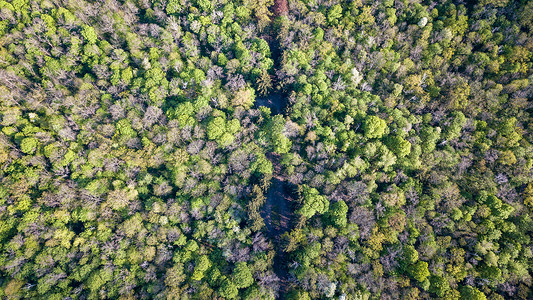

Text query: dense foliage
(0, 0), (532, 299)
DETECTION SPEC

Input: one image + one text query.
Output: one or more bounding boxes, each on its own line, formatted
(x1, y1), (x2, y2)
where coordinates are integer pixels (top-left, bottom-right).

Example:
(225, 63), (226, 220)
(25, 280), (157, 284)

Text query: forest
(0, 0), (532, 299)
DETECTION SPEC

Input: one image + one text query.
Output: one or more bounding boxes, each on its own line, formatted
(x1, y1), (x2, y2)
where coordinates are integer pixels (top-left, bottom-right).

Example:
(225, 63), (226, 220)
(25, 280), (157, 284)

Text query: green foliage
(206, 116), (241, 146)
(233, 262), (253, 289)
(207, 117), (226, 140)
(287, 290), (311, 300)
(327, 200), (348, 227)
(386, 135), (411, 158)
(363, 115), (387, 139)
(443, 112), (466, 141)
(263, 115), (292, 154)
(409, 261), (430, 282)
(327, 5), (343, 25)
(220, 278), (238, 299)
(20, 137), (38, 154)
(1, 0), (532, 299)
(420, 125), (440, 153)
(429, 275), (450, 297)
(403, 245), (419, 265)
(116, 119), (137, 138)
(251, 153), (272, 175)
(81, 25), (97, 44)
(460, 286), (487, 300)
(299, 185), (329, 219)
(192, 255), (212, 281)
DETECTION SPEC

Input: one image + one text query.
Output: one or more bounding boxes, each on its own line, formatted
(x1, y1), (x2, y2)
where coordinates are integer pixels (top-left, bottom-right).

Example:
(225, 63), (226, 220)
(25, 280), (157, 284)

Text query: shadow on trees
(260, 176), (298, 298)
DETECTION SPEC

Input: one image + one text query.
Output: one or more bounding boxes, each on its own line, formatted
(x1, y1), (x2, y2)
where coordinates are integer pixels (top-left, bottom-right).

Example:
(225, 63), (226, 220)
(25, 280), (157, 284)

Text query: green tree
(409, 261), (429, 282)
(287, 290), (311, 300)
(81, 25), (98, 44)
(420, 125), (441, 153)
(497, 117), (522, 148)
(20, 137), (38, 154)
(460, 286), (487, 300)
(364, 115), (387, 139)
(256, 69), (272, 96)
(220, 278), (238, 299)
(403, 245), (419, 265)
(327, 4), (343, 25)
(298, 242), (322, 267)
(387, 135), (411, 157)
(165, 264), (186, 289)
(191, 255), (212, 281)
(429, 275), (450, 297)
(299, 185), (329, 219)
(327, 200), (348, 227)
(263, 115), (292, 154)
(443, 112), (466, 141)
(233, 262), (253, 289)
(207, 117), (226, 140)
(524, 183), (533, 210)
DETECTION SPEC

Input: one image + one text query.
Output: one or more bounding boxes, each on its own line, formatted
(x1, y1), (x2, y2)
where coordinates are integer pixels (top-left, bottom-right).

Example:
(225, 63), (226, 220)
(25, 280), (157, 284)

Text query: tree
(219, 278), (238, 299)
(263, 115), (292, 154)
(3, 279), (24, 298)
(299, 185), (329, 219)
(386, 135), (411, 157)
(443, 112), (466, 141)
(287, 290), (311, 300)
(496, 117), (522, 148)
(81, 25), (98, 44)
(429, 275), (450, 297)
(403, 245), (419, 265)
(232, 88), (255, 109)
(233, 262), (253, 289)
(256, 69), (272, 96)
(363, 116), (387, 139)
(408, 261), (430, 282)
(327, 4), (343, 25)
(460, 286), (487, 300)
(165, 264), (186, 289)
(192, 255), (212, 281)
(298, 241), (322, 267)
(524, 183), (533, 210)
(327, 200), (348, 227)
(20, 137), (38, 154)
(420, 125), (440, 153)
(251, 153), (272, 175)
(448, 78), (470, 109)
(207, 118), (226, 140)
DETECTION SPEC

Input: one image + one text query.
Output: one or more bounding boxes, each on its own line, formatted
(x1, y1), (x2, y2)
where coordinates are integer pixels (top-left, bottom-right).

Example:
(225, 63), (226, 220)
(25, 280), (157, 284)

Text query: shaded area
(261, 178), (293, 239)
(256, 32), (287, 115)
(257, 3), (294, 298)
(260, 177), (295, 297)
(255, 4), (288, 117)
(260, 154), (297, 298)
(255, 92), (287, 115)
